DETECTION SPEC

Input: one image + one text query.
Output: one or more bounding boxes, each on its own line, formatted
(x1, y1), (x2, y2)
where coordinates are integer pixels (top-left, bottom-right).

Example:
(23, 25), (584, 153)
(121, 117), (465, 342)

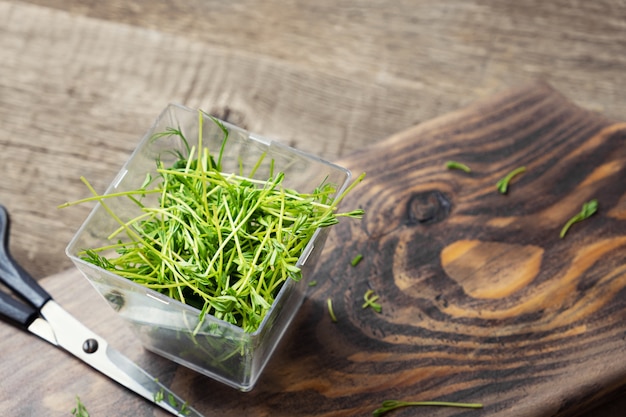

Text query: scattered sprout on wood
(351, 254), (363, 267)
(373, 399), (483, 416)
(560, 199), (598, 238)
(308, 280), (317, 287)
(362, 289), (381, 313)
(496, 166), (526, 194)
(327, 298), (337, 323)
(71, 396), (89, 417)
(60, 111), (364, 332)
(445, 160), (471, 173)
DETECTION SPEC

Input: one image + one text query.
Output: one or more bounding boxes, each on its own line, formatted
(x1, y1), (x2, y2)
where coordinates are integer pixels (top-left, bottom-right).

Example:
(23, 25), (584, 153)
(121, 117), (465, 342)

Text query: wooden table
(2, 1), (626, 415)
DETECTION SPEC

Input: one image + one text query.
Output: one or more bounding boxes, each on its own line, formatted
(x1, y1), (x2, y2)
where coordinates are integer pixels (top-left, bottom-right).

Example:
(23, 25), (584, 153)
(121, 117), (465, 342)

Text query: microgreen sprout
(351, 254), (363, 267)
(61, 111), (364, 333)
(496, 166), (526, 194)
(445, 160), (471, 173)
(153, 387), (164, 403)
(153, 384), (190, 416)
(560, 199), (598, 238)
(308, 280), (318, 287)
(168, 393), (186, 414)
(362, 289), (381, 313)
(71, 396), (90, 417)
(373, 399), (483, 416)
(327, 298), (337, 323)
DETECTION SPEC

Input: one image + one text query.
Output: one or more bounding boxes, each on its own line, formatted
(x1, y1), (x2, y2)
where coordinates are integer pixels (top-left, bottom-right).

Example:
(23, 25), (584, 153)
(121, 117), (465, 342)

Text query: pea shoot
(61, 112), (364, 332)
(327, 298), (338, 323)
(351, 254), (363, 267)
(362, 289), (381, 313)
(154, 387), (164, 403)
(373, 399), (483, 416)
(560, 199), (598, 238)
(153, 387), (190, 416)
(71, 396), (89, 417)
(445, 160), (472, 173)
(496, 166), (526, 194)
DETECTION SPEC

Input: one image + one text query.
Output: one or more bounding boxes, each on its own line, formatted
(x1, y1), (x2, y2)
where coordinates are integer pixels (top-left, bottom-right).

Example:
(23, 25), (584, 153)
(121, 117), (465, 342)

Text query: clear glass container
(66, 104), (352, 391)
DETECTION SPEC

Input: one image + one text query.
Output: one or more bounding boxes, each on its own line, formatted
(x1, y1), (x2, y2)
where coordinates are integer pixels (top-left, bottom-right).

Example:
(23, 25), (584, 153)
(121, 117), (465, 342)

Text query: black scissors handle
(0, 206), (51, 314)
(0, 291), (38, 329)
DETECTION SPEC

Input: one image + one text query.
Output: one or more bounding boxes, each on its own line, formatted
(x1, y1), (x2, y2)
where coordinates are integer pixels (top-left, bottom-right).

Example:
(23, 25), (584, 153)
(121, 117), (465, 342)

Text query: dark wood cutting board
(2, 82), (626, 416)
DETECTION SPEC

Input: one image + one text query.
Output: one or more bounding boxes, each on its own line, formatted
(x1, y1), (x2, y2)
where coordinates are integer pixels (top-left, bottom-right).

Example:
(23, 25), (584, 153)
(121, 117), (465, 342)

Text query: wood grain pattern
(274, 82), (626, 417)
(17, 0), (626, 126)
(205, 85), (620, 415)
(2, 83), (625, 416)
(3, 0), (626, 284)
(2, 0), (626, 415)
(0, 0), (431, 279)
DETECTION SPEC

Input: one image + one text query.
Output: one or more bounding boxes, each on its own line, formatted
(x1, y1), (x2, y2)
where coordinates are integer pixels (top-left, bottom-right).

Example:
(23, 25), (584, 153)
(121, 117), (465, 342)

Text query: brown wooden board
(5, 0), (626, 285)
(2, 83), (626, 416)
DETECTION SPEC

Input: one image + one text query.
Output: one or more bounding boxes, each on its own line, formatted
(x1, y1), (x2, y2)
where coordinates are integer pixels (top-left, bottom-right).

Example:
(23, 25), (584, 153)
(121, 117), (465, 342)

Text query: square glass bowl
(66, 104), (352, 391)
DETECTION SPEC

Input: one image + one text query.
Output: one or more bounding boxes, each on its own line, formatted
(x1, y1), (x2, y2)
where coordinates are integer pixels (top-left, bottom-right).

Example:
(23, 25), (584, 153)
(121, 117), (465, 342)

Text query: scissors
(0, 205), (203, 417)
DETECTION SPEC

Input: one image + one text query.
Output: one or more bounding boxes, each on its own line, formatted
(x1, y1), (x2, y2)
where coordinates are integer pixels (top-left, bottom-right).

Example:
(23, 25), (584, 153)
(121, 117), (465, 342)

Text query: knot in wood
(406, 190), (451, 225)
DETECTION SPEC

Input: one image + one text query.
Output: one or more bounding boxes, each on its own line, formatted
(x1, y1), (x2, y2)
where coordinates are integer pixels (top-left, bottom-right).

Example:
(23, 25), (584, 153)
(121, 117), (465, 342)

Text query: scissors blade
(27, 316), (57, 344)
(39, 300), (203, 417)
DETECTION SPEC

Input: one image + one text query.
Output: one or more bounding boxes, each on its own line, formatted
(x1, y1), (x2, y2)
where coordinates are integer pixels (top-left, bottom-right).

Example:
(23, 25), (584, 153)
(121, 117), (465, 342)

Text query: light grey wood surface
(1, 1), (626, 415)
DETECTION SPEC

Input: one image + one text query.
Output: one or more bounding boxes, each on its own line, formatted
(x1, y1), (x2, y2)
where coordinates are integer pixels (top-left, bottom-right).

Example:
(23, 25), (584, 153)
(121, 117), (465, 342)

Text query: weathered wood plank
(313, 83), (626, 416)
(4, 0), (626, 280)
(0, 268), (179, 417)
(2, 0), (626, 415)
(0, 1), (433, 278)
(14, 0), (626, 122)
(2, 83), (625, 417)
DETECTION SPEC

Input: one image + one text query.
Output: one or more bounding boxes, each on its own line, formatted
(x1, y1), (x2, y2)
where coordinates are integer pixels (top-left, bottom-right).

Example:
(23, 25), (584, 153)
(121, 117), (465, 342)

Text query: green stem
(445, 160), (471, 173)
(373, 400), (483, 416)
(327, 298), (337, 323)
(496, 166), (526, 194)
(560, 199), (598, 238)
(62, 116), (364, 332)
